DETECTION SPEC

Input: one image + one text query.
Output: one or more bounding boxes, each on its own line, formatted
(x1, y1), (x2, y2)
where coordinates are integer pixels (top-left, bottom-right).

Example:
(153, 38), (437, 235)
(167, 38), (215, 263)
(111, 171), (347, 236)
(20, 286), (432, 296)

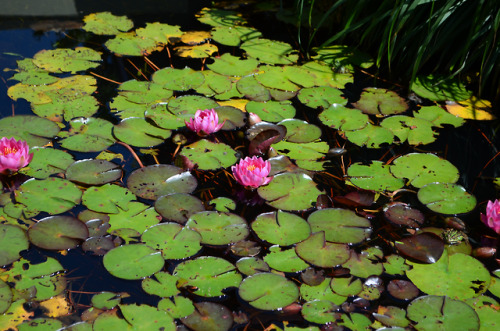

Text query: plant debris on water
(0, 4), (499, 331)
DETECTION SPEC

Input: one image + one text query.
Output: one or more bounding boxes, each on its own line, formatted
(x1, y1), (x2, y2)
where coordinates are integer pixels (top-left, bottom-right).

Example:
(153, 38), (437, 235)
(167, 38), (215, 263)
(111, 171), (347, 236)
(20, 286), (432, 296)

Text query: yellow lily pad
(445, 97), (495, 120)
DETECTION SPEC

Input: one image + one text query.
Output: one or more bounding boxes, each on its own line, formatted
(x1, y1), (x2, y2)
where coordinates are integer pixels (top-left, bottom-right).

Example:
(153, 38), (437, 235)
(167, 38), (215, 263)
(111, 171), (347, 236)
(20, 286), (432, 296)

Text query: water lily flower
(231, 156), (272, 188)
(0, 137), (33, 174)
(185, 109), (224, 135)
(481, 199), (500, 234)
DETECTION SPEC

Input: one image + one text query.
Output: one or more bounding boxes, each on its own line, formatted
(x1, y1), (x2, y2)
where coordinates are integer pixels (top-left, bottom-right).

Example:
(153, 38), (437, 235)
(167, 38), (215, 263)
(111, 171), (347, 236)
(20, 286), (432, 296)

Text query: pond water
(0, 1), (499, 331)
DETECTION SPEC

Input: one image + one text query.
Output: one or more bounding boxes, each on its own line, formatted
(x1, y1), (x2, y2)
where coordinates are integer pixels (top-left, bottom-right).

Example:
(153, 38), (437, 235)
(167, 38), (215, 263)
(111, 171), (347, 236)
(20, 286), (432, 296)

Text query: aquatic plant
(0, 137), (33, 174)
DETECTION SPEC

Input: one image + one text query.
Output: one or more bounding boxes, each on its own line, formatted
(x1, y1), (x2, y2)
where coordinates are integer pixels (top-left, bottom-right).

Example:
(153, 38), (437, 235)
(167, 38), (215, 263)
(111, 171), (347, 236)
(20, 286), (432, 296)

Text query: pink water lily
(0, 137), (34, 174)
(185, 109), (225, 135)
(481, 199), (500, 234)
(231, 156), (272, 188)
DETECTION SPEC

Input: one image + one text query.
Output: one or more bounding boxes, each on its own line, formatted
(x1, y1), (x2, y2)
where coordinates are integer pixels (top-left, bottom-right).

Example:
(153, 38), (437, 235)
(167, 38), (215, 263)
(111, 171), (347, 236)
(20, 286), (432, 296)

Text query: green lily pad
(278, 119), (322, 143)
(348, 161), (405, 192)
(105, 32), (159, 56)
(0, 115), (60, 148)
(196, 71), (233, 97)
(236, 257), (270, 276)
(142, 272), (180, 298)
(141, 223), (202, 260)
(185, 211), (249, 245)
(180, 139), (237, 170)
(116, 79), (173, 104)
(118, 304), (175, 330)
(238, 273), (299, 310)
(342, 249), (384, 278)
(19, 147), (73, 179)
(207, 53), (259, 77)
(407, 295), (479, 330)
(0, 224), (29, 266)
(301, 300), (339, 324)
(127, 164), (197, 200)
(82, 12), (133, 35)
(214, 106), (246, 130)
(297, 86), (346, 109)
(381, 115), (436, 145)
(28, 216), (88, 250)
(91, 292), (124, 310)
(241, 38), (298, 65)
(103, 244), (164, 280)
(406, 250), (490, 300)
(18, 318), (63, 330)
(258, 173), (324, 211)
(16, 177), (82, 215)
(390, 153), (459, 188)
(330, 276), (363, 297)
(353, 88), (408, 115)
(107, 201), (160, 234)
(263, 245), (310, 273)
(318, 104), (369, 131)
(9, 58), (59, 85)
(59, 117), (115, 152)
(245, 100), (296, 123)
(155, 193), (205, 224)
(173, 256), (242, 297)
(32, 94), (99, 122)
(337, 313), (373, 331)
(82, 184), (135, 214)
(312, 45), (374, 70)
(0, 280), (12, 314)
(417, 183), (476, 214)
(252, 210), (311, 246)
(152, 67), (205, 91)
(181, 302), (233, 331)
(414, 105), (465, 128)
(343, 123), (395, 148)
(32, 47), (101, 74)
(113, 117), (171, 147)
(158, 295), (194, 319)
(236, 75), (271, 101)
(300, 278), (347, 305)
(211, 25), (261, 46)
(66, 159), (122, 186)
(135, 22), (183, 44)
(255, 66), (300, 92)
(411, 75), (473, 102)
(307, 208), (372, 244)
(295, 232), (350, 268)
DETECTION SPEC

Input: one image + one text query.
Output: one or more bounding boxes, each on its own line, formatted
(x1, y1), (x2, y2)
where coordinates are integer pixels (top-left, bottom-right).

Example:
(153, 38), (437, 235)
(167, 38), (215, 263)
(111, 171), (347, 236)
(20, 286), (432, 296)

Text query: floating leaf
(381, 115), (436, 145)
(236, 75), (271, 101)
(301, 300), (339, 324)
(387, 279), (419, 301)
(238, 273), (299, 310)
(158, 295), (194, 319)
(211, 25), (261, 46)
(155, 193), (205, 224)
(196, 8), (246, 27)
(342, 249), (384, 278)
(252, 210), (311, 246)
(414, 105), (465, 128)
(114, 117), (171, 147)
(59, 117), (115, 152)
(91, 292), (125, 310)
(318, 104), (368, 131)
(175, 44), (218, 58)
(20, 148), (73, 179)
(66, 159), (122, 186)
(141, 223), (202, 260)
(142, 272), (180, 298)
(263, 245), (310, 273)
(395, 232), (444, 264)
(353, 88), (408, 116)
(82, 184), (135, 214)
(312, 45), (374, 70)
(135, 22), (183, 44)
(0, 224), (29, 266)
(207, 53), (259, 77)
(0, 280), (12, 314)
(343, 123), (394, 148)
(28, 216), (88, 250)
(417, 183), (476, 214)
(411, 75), (472, 102)
(82, 12), (133, 35)
(300, 278), (346, 305)
(295, 232), (350, 268)
(32, 47), (101, 73)
(236, 257), (270, 276)
(105, 32), (160, 56)
(107, 201), (160, 234)
(384, 202), (425, 228)
(180, 139), (237, 170)
(181, 302), (233, 331)
(118, 304), (175, 330)
(241, 38), (298, 65)
(127, 164), (197, 200)
(185, 211), (249, 245)
(255, 66), (300, 92)
(297, 86), (346, 109)
(348, 161), (405, 192)
(173, 256), (242, 297)
(258, 172), (324, 211)
(0, 115), (60, 148)
(445, 97), (495, 120)
(278, 119), (322, 143)
(152, 67), (205, 91)
(103, 244), (164, 280)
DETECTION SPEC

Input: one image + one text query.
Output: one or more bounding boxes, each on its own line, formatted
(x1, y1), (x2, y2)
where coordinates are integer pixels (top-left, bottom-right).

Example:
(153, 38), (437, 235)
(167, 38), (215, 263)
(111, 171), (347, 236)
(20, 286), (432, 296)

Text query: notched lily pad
(141, 223), (202, 260)
(238, 273), (299, 310)
(180, 139), (237, 170)
(28, 216), (88, 250)
(252, 210), (311, 246)
(185, 211), (249, 245)
(103, 244), (164, 280)
(417, 183), (476, 214)
(181, 302), (233, 331)
(0, 224), (29, 266)
(395, 232), (444, 263)
(384, 202), (425, 228)
(66, 159), (122, 185)
(155, 193), (205, 224)
(353, 88), (408, 116)
(348, 161), (404, 192)
(296, 232), (350, 268)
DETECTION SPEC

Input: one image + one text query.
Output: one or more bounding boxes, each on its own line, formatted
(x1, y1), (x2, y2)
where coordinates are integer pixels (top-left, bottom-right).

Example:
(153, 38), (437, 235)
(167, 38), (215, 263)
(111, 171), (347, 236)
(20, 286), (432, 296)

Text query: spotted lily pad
(16, 178), (82, 215)
(20, 147), (74, 179)
(207, 53), (259, 77)
(390, 153), (459, 188)
(297, 86), (346, 109)
(180, 140), (237, 170)
(107, 201), (160, 234)
(66, 159), (122, 185)
(263, 245), (310, 273)
(82, 12), (133, 35)
(342, 249), (384, 278)
(241, 38), (298, 65)
(173, 256), (242, 297)
(185, 211), (249, 245)
(154, 193), (205, 224)
(238, 273), (299, 310)
(181, 302), (232, 331)
(103, 244), (164, 280)
(152, 67), (205, 91)
(114, 117), (171, 147)
(0, 225), (29, 266)
(142, 272), (180, 298)
(411, 75), (473, 102)
(0, 115), (60, 148)
(141, 223), (202, 260)
(343, 123), (395, 148)
(278, 119), (322, 143)
(301, 300), (339, 324)
(127, 164), (197, 200)
(32, 47), (101, 73)
(252, 210), (311, 246)
(255, 66), (300, 92)
(348, 161), (405, 192)
(82, 184), (135, 214)
(28, 216), (88, 250)
(158, 295), (194, 319)
(318, 104), (369, 131)
(105, 32), (160, 56)
(413, 105), (465, 128)
(381, 115), (436, 145)
(211, 25), (261, 46)
(300, 278), (346, 305)
(353, 88), (408, 116)
(417, 183), (476, 214)
(59, 117), (115, 152)
(135, 22), (183, 44)
(295, 232), (351, 268)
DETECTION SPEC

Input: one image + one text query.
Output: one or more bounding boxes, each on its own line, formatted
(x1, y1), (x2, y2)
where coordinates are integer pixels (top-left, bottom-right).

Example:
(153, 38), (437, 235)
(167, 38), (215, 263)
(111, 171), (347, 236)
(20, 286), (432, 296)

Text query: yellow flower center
(246, 164), (256, 171)
(1, 147), (18, 156)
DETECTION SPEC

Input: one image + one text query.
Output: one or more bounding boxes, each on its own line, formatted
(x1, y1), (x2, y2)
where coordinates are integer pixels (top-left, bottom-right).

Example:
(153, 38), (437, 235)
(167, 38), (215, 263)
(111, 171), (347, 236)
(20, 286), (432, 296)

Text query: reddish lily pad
(395, 232), (444, 264)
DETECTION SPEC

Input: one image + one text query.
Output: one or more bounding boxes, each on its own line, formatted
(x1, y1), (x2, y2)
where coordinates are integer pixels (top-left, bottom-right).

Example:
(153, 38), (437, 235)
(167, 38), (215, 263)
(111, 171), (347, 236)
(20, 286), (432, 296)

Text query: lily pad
(158, 295), (194, 319)
(342, 249), (384, 278)
(238, 273), (299, 310)
(278, 119), (322, 143)
(297, 86), (346, 109)
(91, 292), (124, 310)
(0, 115), (60, 148)
(118, 304), (175, 330)
(236, 257), (270, 276)
(258, 173), (324, 211)
(407, 295), (479, 330)
(236, 75), (271, 101)
(155, 193), (205, 224)
(66, 159), (122, 186)
(307, 208), (372, 244)
(28, 216), (88, 250)
(207, 53), (259, 77)
(173, 256), (242, 297)
(16, 177), (82, 215)
(0, 280), (12, 314)
(413, 105), (465, 128)
(0, 224), (29, 266)
(318, 104), (369, 131)
(19, 147), (73, 179)
(300, 278), (346, 305)
(348, 161), (405, 192)
(241, 38), (298, 65)
(180, 139), (237, 170)
(417, 183), (476, 214)
(127, 164), (197, 200)
(135, 22), (183, 44)
(82, 12), (133, 35)
(381, 115), (436, 145)
(107, 201), (160, 234)
(181, 302), (233, 331)
(141, 223), (202, 260)
(395, 232), (444, 264)
(353, 88), (408, 116)
(105, 32), (160, 56)
(32, 47), (101, 74)
(245, 100), (296, 123)
(59, 117), (115, 152)
(295, 232), (350, 268)
(343, 123), (395, 148)
(113, 117), (171, 147)
(185, 211), (249, 245)
(301, 300), (339, 324)
(390, 153), (459, 188)
(103, 244), (164, 280)
(251, 210), (311, 246)
(152, 67), (205, 91)
(82, 184), (135, 214)
(383, 202), (425, 228)
(142, 272), (180, 298)
(255, 66), (300, 92)
(263, 245), (310, 273)
(411, 75), (472, 102)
